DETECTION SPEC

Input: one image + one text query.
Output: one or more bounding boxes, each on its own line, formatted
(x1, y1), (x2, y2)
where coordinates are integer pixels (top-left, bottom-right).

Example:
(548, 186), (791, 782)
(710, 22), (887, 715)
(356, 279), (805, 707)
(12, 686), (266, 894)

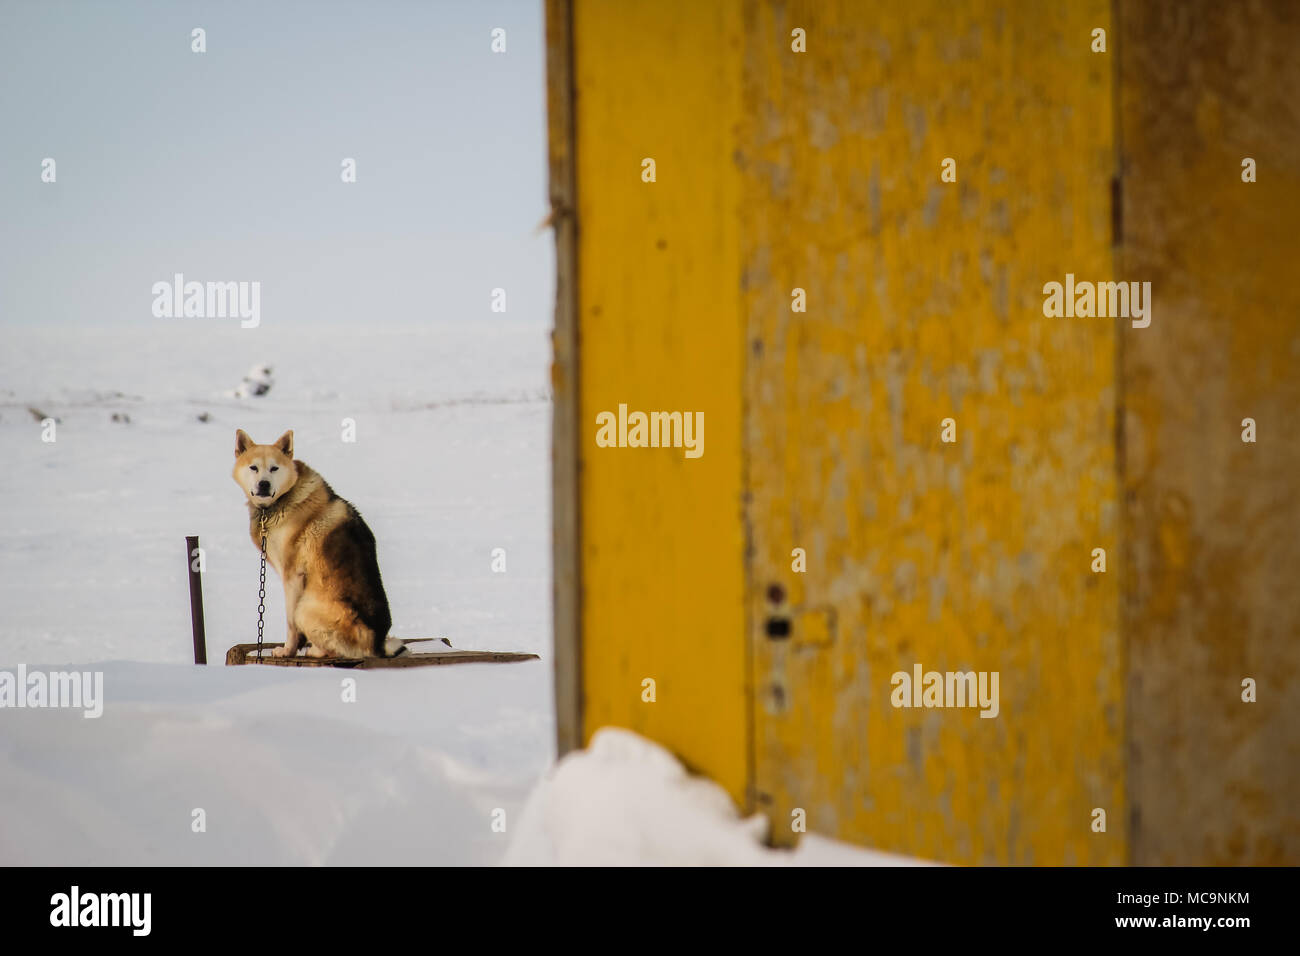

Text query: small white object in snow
(502, 727), (935, 866)
(230, 363), (274, 398)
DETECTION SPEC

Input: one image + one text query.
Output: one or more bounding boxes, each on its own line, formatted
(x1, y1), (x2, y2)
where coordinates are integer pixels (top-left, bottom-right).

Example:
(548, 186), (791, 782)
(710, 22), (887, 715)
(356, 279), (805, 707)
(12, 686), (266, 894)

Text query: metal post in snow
(186, 535), (207, 665)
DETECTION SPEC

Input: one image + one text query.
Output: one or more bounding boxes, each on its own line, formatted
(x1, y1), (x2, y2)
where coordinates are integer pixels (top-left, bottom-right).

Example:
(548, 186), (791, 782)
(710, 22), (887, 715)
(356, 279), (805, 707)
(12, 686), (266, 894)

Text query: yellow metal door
(741, 0), (1123, 864)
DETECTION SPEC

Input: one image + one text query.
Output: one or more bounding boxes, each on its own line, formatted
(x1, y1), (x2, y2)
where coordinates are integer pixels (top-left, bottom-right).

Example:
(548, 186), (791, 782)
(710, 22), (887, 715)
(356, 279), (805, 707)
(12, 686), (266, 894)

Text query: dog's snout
(256, 480), (272, 496)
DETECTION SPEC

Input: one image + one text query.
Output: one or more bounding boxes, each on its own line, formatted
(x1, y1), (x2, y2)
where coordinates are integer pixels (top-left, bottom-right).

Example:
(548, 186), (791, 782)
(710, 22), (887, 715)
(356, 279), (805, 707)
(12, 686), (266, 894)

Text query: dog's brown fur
(232, 429), (396, 658)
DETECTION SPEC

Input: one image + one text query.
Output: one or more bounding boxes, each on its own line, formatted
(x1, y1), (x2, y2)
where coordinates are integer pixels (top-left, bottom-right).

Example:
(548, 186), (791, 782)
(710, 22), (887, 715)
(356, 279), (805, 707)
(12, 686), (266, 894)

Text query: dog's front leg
(273, 571), (307, 658)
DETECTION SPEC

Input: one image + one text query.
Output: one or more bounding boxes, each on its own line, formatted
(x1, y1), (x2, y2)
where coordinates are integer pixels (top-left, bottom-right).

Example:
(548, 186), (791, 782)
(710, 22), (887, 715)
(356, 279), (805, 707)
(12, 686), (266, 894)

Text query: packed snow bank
(0, 659), (552, 865)
(503, 728), (932, 866)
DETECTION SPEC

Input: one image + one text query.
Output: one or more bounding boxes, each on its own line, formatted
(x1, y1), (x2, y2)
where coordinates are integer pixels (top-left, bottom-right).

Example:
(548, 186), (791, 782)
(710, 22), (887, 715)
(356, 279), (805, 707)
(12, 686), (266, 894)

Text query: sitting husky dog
(232, 429), (404, 658)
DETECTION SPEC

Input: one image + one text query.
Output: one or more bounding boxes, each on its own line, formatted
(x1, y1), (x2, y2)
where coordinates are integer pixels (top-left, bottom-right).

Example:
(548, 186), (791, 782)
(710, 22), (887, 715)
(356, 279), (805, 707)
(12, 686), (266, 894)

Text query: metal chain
(256, 514), (268, 662)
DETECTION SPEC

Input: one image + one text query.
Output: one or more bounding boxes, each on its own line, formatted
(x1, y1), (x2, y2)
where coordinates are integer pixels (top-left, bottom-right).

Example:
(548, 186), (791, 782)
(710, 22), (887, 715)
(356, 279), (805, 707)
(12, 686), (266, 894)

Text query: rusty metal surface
(1119, 0), (1300, 865)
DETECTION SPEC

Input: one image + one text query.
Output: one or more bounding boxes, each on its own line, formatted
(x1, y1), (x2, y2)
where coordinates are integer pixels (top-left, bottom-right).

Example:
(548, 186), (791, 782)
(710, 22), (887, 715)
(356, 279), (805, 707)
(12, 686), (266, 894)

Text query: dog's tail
(383, 636), (453, 657)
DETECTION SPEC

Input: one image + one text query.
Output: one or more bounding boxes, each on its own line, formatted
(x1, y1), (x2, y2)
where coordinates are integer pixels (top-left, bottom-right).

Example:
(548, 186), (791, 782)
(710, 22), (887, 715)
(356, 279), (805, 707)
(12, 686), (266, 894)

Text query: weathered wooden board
(547, 0), (583, 757)
(225, 643), (539, 668)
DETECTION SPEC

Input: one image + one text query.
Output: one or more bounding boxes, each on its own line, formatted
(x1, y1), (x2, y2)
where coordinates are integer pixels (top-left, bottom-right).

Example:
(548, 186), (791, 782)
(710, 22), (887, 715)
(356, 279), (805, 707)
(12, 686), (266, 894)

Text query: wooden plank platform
(225, 642), (539, 668)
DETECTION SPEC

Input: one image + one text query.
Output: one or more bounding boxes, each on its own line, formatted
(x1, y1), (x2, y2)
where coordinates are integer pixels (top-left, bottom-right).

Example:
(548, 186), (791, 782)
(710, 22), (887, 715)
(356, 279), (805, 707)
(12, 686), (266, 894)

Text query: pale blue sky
(0, 0), (552, 326)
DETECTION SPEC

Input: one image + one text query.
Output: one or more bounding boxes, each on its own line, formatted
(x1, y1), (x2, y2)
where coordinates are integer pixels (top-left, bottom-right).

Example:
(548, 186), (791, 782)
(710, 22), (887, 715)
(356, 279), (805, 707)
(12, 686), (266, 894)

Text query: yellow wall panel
(571, 0), (750, 797)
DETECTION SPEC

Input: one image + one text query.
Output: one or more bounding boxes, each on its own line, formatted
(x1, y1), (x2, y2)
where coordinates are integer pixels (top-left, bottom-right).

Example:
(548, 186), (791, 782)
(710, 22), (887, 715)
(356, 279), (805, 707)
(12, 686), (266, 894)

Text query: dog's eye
(249, 466), (258, 473)
(269, 466), (279, 473)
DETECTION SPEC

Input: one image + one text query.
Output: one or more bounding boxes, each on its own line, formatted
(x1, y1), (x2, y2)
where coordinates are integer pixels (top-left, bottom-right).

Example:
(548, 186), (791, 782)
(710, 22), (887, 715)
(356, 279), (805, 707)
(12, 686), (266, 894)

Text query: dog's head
(232, 429), (298, 506)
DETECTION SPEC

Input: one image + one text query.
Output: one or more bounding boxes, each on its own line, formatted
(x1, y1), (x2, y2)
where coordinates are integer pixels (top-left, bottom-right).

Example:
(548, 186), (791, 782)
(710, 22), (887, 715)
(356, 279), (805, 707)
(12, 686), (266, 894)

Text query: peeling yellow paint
(739, 0), (1121, 864)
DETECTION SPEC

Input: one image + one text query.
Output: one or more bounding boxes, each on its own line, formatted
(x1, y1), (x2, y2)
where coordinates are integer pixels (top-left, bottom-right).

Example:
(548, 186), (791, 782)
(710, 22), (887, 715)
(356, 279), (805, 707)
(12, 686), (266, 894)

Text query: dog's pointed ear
(235, 429), (252, 456)
(275, 430), (294, 458)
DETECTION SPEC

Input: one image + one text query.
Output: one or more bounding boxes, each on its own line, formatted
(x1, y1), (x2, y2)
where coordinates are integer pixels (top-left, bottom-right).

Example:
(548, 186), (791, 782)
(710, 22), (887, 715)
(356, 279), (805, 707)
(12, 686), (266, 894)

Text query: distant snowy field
(0, 320), (555, 865)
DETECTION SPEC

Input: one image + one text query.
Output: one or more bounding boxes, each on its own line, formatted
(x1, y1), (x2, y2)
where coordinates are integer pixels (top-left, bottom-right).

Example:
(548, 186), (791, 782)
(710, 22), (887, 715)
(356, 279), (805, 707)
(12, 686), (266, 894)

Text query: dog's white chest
(265, 530), (290, 575)
(251, 521), (290, 576)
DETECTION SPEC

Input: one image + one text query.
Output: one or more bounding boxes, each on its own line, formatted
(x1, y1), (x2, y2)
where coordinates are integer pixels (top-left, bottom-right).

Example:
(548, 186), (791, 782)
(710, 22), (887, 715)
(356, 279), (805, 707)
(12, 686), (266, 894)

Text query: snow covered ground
(506, 728), (933, 866)
(1, 659), (549, 865)
(0, 320), (552, 667)
(0, 319), (555, 865)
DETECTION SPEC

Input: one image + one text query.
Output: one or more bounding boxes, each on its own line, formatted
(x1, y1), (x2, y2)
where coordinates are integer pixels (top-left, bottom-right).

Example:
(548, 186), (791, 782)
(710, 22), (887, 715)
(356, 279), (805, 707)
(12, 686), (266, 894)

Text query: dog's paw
(272, 645), (294, 658)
